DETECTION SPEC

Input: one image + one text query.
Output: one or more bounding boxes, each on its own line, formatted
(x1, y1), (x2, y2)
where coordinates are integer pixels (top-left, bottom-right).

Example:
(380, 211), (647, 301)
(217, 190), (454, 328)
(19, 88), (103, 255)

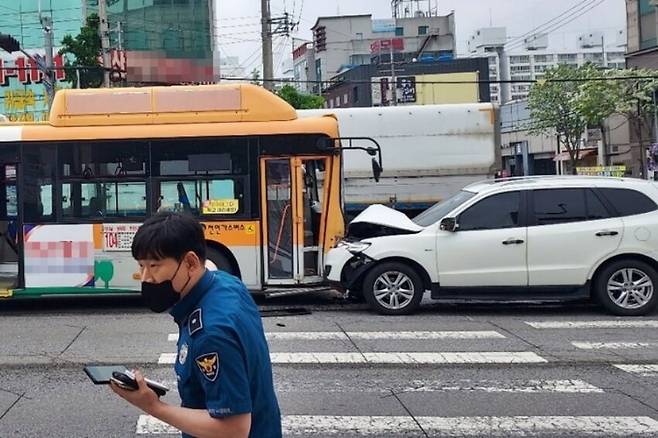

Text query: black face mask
(141, 259), (191, 313)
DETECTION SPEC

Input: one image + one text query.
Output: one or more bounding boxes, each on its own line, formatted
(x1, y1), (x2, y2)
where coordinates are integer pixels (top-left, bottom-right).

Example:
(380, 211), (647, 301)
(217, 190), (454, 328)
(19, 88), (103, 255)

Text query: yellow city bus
(0, 84), (380, 298)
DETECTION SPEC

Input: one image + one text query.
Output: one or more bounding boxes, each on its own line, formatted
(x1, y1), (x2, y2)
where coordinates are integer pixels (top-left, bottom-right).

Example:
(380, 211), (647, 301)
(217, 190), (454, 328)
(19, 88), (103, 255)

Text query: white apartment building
(468, 28), (627, 104)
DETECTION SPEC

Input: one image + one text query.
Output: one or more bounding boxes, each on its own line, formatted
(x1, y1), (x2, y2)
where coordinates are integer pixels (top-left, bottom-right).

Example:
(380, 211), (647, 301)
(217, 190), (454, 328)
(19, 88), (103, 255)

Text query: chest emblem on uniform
(178, 343), (188, 365)
(195, 352), (219, 382)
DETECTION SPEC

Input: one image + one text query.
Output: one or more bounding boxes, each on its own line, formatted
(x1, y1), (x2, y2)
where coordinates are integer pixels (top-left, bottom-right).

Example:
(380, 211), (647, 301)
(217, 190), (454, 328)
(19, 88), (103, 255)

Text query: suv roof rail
(465, 174), (631, 189)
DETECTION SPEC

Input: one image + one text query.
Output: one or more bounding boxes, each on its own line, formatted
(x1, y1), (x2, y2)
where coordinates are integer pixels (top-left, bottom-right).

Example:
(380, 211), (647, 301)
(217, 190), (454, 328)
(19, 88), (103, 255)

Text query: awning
(553, 148), (597, 162)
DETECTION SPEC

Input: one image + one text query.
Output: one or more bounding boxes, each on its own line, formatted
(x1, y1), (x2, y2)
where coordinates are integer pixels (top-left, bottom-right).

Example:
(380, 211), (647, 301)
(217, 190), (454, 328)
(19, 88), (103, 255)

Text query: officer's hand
(110, 369), (160, 414)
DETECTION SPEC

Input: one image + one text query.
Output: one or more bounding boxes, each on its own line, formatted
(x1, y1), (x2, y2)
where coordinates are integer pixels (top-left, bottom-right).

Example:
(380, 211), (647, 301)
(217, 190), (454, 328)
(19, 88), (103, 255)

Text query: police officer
(111, 212), (282, 438)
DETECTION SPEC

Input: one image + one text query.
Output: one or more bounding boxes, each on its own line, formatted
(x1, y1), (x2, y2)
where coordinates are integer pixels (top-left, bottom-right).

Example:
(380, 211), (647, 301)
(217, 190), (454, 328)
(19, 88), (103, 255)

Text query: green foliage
(250, 68), (261, 86)
(527, 64), (587, 171)
(58, 14), (103, 88)
(276, 84), (325, 109)
(527, 64), (658, 172)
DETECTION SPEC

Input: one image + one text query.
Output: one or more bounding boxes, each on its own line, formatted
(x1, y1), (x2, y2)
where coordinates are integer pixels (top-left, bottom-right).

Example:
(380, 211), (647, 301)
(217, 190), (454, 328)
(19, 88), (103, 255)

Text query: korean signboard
(0, 50), (69, 122)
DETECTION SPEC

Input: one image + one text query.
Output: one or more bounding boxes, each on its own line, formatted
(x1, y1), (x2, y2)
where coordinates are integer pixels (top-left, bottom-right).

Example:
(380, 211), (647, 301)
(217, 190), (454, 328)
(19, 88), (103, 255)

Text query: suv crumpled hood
(347, 205), (423, 239)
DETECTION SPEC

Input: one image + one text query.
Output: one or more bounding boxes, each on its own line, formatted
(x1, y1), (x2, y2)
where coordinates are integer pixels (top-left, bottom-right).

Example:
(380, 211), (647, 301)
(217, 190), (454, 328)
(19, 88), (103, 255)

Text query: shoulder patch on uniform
(188, 308), (203, 336)
(195, 352), (219, 381)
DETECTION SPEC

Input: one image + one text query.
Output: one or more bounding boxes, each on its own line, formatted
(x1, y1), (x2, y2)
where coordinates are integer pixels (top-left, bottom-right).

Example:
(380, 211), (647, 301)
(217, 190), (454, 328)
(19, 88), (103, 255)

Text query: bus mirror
(371, 158), (382, 182)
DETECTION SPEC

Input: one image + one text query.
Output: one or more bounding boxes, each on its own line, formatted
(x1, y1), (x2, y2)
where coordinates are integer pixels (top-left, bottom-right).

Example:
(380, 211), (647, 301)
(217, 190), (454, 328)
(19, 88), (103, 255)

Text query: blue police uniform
(170, 269), (282, 438)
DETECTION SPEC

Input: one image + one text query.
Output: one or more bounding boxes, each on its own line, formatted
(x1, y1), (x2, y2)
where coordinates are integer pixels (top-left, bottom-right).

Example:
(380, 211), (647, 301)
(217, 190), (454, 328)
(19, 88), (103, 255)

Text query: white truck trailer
(298, 103), (500, 217)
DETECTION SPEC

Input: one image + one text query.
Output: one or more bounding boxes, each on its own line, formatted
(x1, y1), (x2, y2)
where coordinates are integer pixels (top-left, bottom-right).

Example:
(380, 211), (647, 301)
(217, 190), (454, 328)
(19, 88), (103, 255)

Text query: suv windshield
(413, 190), (476, 226)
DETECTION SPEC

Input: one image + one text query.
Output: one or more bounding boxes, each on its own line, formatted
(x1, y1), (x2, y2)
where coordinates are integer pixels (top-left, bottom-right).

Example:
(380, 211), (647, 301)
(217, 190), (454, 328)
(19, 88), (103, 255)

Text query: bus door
(261, 157), (327, 285)
(0, 162), (18, 291)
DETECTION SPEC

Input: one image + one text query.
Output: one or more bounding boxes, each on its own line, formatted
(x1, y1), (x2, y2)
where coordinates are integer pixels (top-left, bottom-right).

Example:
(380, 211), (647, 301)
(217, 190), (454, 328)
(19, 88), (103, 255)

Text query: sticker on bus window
(202, 199), (239, 215)
(103, 223), (140, 251)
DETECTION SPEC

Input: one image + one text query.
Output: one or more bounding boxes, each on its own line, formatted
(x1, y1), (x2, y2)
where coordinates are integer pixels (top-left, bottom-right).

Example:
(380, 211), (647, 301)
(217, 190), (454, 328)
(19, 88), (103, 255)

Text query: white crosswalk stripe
(525, 320), (658, 329)
(158, 351), (547, 365)
(572, 341), (658, 350)
(146, 328), (658, 436)
(614, 364), (658, 377)
(167, 330), (506, 343)
(136, 414), (658, 436)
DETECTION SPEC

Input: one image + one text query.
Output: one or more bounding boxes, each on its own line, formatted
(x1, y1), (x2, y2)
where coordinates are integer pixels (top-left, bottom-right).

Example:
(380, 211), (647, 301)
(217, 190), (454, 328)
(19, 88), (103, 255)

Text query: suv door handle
(502, 239), (524, 245)
(596, 231), (619, 237)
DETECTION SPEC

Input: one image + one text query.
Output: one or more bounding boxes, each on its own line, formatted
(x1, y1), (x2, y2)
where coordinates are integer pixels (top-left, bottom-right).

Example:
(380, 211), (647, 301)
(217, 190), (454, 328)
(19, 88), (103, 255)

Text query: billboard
(372, 72), (479, 106)
(0, 50), (70, 122)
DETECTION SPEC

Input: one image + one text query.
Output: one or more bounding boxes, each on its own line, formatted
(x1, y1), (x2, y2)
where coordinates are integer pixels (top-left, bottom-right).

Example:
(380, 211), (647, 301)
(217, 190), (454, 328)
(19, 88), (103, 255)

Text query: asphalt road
(2, 292), (658, 437)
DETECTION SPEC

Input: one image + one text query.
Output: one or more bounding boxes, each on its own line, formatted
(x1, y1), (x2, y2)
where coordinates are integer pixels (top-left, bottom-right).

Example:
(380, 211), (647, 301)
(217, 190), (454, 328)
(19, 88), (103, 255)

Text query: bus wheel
(206, 247), (238, 277)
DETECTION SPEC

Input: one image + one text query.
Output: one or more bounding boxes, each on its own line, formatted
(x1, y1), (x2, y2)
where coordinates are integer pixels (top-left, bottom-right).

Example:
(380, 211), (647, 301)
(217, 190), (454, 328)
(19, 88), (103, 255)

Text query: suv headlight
(338, 240), (371, 254)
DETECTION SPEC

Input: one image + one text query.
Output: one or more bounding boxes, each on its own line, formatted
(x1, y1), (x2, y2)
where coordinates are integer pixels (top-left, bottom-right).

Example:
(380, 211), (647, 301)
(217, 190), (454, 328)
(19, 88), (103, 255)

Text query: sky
(216, 0), (627, 76)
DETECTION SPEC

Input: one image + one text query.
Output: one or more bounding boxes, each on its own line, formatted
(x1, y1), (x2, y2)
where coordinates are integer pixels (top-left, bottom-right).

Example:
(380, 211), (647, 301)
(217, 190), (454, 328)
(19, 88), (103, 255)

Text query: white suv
(324, 176), (658, 316)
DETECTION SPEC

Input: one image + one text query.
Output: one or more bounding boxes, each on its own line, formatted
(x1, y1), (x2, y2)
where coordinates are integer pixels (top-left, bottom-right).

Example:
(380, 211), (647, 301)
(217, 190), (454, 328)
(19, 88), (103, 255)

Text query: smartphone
(84, 365), (129, 385)
(111, 370), (169, 397)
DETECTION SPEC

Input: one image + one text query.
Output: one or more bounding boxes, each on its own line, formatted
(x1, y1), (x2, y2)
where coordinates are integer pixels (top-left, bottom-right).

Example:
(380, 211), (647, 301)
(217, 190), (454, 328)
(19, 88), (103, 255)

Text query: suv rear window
(598, 188), (657, 217)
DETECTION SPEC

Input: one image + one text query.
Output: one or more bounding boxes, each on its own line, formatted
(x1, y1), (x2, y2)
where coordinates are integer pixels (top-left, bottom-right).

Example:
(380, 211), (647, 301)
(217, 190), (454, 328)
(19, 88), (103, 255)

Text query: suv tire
(362, 262), (424, 315)
(595, 258), (658, 316)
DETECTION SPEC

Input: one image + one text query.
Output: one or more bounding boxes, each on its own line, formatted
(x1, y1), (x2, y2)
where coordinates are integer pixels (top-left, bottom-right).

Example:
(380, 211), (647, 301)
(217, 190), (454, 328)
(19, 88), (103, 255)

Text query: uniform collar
(170, 269), (214, 324)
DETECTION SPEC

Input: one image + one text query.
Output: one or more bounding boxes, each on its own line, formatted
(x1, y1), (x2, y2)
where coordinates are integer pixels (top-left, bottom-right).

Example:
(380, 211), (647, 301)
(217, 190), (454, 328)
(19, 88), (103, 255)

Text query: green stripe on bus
(7, 287), (139, 297)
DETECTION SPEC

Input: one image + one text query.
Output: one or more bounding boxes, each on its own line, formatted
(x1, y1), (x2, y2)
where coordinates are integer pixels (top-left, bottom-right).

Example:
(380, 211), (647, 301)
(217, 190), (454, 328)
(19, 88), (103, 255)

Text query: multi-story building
(86, 0), (218, 85)
(295, 4), (455, 93)
(292, 39), (316, 93)
(0, 0), (217, 121)
(0, 0), (84, 121)
(469, 27), (627, 104)
(626, 0), (658, 68)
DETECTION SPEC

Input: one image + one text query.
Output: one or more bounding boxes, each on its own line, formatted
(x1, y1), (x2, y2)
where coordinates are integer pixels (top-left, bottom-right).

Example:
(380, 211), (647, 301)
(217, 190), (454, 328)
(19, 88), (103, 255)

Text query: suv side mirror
(440, 217), (458, 232)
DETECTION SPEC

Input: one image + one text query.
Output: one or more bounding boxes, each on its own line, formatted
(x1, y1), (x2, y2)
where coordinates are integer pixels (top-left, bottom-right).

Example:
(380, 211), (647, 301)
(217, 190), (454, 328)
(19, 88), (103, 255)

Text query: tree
(575, 64), (621, 167)
(250, 68), (261, 86)
(276, 84), (325, 109)
(58, 14), (103, 88)
(611, 68), (658, 178)
(527, 64), (588, 174)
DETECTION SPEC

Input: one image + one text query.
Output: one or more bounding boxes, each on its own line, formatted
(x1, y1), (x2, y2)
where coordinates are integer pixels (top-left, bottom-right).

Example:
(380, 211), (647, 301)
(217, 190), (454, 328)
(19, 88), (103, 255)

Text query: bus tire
(206, 247), (238, 277)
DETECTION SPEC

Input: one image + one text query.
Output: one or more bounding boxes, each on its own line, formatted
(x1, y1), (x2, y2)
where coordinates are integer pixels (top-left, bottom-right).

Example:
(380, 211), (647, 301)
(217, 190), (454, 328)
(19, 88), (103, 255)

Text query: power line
(504, 0), (601, 48)
(505, 0), (608, 52)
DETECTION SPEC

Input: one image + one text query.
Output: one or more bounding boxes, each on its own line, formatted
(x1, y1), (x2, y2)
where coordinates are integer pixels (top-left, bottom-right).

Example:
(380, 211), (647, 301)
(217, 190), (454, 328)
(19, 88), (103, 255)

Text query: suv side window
(533, 189), (587, 226)
(586, 189), (611, 220)
(598, 188), (657, 217)
(459, 191), (520, 231)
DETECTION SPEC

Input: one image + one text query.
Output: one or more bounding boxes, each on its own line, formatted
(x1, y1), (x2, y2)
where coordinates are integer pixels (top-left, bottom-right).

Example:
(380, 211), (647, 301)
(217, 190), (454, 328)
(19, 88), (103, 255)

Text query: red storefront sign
(370, 38), (404, 54)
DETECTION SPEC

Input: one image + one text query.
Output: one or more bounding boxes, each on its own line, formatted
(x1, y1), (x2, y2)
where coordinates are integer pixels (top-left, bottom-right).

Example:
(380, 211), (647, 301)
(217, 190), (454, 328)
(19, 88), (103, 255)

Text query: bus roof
(48, 83), (297, 127)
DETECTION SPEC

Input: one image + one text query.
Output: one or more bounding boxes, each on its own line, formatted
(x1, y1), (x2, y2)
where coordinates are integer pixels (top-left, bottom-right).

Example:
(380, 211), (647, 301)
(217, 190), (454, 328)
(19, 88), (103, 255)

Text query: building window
(509, 55), (530, 64)
(314, 26), (327, 52)
(639, 0), (658, 50)
(533, 54), (554, 63)
(557, 53), (578, 63)
(352, 86), (359, 103)
(395, 27), (404, 36)
(418, 26), (428, 35)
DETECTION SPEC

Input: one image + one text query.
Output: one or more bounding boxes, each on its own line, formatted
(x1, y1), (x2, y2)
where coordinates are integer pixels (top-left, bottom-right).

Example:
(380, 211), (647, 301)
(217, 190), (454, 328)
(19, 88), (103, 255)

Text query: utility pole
(261, 0), (274, 91)
(39, 13), (55, 109)
(98, 0), (111, 87)
(390, 40), (397, 106)
(260, 2), (296, 91)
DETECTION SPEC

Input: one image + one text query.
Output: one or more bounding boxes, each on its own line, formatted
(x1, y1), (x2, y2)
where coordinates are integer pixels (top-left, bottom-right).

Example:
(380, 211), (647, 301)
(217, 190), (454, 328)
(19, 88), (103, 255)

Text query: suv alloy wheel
(362, 262), (424, 315)
(595, 259), (658, 316)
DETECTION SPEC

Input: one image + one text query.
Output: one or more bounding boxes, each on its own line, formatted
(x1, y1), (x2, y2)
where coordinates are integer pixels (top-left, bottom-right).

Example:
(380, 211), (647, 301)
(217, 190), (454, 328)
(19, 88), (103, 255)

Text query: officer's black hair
(132, 212), (206, 262)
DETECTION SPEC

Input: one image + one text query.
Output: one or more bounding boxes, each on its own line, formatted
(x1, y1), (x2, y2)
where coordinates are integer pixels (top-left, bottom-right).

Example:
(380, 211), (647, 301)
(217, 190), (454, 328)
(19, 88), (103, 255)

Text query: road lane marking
(614, 364), (658, 377)
(159, 351), (547, 365)
(167, 330), (506, 343)
(276, 379), (603, 394)
(572, 342), (658, 350)
(136, 415), (658, 435)
(525, 320), (658, 329)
